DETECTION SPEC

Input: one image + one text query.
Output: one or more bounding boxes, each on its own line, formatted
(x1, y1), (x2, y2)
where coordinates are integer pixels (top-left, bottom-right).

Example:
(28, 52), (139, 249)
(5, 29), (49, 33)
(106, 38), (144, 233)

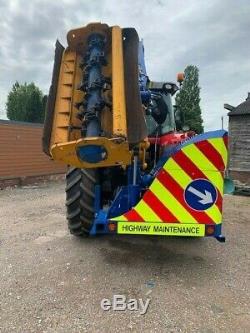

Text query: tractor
(43, 23), (228, 241)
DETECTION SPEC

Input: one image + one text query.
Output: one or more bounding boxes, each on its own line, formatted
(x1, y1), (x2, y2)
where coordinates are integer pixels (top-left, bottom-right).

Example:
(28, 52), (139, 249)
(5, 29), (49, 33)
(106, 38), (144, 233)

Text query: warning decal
(117, 222), (205, 237)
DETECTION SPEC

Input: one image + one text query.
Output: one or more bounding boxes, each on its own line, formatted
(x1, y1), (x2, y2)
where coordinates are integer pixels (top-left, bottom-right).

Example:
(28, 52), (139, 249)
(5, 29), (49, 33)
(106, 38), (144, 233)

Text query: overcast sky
(0, 0), (249, 130)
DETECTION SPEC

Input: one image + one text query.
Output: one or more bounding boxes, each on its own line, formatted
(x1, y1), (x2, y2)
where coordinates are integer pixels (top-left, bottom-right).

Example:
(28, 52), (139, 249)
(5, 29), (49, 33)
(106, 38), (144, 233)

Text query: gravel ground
(0, 181), (249, 333)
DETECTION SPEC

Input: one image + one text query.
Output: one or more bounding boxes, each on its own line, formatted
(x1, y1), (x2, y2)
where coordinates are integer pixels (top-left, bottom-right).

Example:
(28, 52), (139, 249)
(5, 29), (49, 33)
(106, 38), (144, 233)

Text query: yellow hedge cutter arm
(43, 23), (147, 168)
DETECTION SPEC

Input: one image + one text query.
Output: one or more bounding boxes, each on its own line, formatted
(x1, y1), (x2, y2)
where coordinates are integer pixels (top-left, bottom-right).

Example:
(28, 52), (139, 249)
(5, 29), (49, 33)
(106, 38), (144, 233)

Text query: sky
(0, 0), (249, 130)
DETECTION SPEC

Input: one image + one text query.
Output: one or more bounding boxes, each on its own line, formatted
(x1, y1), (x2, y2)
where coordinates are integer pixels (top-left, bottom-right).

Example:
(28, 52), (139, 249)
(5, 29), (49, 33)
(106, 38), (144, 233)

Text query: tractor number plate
(117, 222), (205, 237)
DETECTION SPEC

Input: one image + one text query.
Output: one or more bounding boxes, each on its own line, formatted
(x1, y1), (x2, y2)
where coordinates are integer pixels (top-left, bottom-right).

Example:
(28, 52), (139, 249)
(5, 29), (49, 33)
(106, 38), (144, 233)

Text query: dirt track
(0, 182), (249, 333)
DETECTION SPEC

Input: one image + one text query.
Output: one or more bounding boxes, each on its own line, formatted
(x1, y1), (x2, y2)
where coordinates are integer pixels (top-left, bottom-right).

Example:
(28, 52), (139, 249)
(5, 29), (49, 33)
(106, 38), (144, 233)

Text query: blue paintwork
(94, 185), (101, 213)
(138, 41), (148, 90)
(180, 129), (227, 147)
(77, 145), (107, 163)
(214, 224), (222, 236)
(89, 209), (109, 235)
(84, 34), (106, 137)
(108, 185), (141, 218)
(140, 90), (151, 104)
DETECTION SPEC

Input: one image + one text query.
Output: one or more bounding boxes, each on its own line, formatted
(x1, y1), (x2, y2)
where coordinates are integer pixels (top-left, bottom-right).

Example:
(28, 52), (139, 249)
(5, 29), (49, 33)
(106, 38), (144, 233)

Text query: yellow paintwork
(51, 137), (132, 169)
(111, 26), (127, 137)
(50, 49), (78, 146)
(139, 140), (150, 170)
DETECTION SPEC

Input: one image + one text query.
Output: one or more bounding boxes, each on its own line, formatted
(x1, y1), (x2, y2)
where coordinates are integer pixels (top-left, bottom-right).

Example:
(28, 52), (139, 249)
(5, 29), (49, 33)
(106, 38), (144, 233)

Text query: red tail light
(205, 225), (215, 236)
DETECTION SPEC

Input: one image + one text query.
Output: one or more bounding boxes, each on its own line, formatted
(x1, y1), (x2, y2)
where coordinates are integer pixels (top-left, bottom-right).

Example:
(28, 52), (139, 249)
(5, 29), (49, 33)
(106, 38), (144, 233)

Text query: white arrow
(187, 186), (213, 205)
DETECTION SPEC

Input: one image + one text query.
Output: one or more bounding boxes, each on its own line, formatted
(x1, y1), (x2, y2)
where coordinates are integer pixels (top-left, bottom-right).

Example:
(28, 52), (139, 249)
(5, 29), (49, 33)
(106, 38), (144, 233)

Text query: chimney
(247, 92), (250, 101)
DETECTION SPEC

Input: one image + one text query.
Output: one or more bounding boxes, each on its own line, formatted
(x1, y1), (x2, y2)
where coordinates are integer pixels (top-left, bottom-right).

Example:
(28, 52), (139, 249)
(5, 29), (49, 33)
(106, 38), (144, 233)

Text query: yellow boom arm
(43, 23), (147, 168)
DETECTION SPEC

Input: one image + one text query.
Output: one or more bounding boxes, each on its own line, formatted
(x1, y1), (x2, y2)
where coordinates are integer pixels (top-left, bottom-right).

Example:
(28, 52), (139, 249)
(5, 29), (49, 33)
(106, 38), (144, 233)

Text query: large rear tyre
(65, 167), (99, 236)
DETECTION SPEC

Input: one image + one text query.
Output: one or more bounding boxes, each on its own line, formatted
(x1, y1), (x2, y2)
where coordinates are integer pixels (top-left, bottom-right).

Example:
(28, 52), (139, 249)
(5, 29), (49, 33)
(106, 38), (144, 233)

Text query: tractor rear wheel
(65, 167), (99, 236)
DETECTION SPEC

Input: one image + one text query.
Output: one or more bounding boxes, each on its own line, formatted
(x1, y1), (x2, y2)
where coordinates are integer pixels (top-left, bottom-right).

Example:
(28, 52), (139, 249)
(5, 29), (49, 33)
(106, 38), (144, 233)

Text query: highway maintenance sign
(117, 222), (205, 237)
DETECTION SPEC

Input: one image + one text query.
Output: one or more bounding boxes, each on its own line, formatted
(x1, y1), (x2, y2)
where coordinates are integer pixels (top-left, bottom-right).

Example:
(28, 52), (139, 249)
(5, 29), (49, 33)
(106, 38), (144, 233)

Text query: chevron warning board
(112, 131), (228, 225)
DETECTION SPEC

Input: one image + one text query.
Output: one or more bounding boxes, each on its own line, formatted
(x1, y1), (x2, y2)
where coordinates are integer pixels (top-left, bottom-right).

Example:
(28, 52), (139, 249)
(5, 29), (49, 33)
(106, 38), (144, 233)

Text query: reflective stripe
(181, 146), (224, 187)
(172, 151), (223, 214)
(135, 200), (161, 222)
(164, 159), (222, 223)
(124, 209), (144, 222)
(151, 179), (197, 223)
(208, 138), (228, 169)
(159, 169), (216, 224)
(143, 189), (179, 222)
(195, 140), (225, 171)
(182, 144), (219, 172)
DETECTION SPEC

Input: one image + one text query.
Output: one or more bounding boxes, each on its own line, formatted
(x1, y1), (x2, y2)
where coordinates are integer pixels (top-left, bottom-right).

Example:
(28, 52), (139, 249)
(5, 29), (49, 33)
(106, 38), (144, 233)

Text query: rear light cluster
(108, 222), (117, 232)
(205, 225), (215, 236)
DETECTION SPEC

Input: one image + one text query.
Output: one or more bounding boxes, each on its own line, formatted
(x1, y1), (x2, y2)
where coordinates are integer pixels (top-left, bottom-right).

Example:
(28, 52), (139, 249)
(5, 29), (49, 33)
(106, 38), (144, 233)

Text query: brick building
(0, 120), (66, 188)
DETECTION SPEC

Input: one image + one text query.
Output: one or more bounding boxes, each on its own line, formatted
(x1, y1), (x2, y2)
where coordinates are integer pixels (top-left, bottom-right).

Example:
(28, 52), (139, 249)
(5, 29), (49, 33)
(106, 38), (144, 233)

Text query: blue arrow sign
(184, 179), (217, 211)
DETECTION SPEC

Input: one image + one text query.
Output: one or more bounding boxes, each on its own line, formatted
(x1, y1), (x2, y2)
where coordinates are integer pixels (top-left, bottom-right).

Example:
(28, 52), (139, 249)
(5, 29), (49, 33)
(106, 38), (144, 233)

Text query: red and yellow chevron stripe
(112, 133), (228, 225)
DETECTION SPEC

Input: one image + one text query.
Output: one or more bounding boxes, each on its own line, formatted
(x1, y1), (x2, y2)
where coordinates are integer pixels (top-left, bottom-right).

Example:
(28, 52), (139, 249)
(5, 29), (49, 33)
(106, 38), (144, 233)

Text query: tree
(175, 65), (204, 133)
(6, 82), (46, 123)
